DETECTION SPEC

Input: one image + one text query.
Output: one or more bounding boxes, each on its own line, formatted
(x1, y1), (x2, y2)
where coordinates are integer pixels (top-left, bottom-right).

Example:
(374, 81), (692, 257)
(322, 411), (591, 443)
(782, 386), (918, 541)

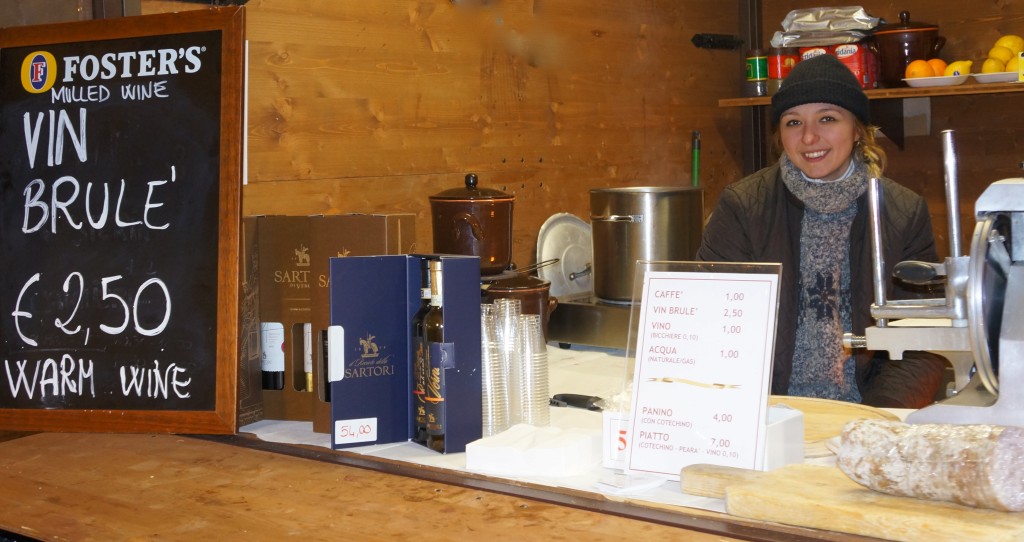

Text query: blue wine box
(328, 254), (482, 453)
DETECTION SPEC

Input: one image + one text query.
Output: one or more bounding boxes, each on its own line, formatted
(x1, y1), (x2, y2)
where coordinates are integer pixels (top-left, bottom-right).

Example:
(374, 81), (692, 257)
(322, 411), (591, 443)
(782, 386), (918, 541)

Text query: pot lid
(430, 173), (514, 201)
(483, 272), (550, 291)
(872, 11), (938, 34)
(536, 212), (593, 299)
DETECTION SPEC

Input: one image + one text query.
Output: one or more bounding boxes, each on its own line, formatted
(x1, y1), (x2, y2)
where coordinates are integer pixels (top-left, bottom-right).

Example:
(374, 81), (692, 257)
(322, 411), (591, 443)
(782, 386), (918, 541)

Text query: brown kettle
(429, 173), (515, 276)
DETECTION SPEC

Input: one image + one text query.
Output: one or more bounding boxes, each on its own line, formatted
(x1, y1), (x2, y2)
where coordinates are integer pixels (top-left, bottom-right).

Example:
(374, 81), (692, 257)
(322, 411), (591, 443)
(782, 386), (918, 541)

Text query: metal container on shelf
(589, 187), (704, 303)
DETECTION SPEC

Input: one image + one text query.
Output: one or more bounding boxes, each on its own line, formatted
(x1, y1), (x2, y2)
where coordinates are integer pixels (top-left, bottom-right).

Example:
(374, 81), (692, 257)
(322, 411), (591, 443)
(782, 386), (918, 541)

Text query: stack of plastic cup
(493, 298), (522, 425)
(480, 309), (509, 437)
(515, 313), (550, 426)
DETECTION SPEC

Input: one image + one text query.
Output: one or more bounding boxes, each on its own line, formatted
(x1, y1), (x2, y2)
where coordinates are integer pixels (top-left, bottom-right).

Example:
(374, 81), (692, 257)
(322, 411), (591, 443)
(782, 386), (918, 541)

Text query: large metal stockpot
(589, 187), (703, 303)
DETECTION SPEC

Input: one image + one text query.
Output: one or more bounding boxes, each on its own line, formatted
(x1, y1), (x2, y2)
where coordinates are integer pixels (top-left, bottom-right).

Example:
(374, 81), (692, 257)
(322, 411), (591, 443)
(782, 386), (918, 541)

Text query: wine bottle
(424, 259), (446, 452)
(260, 321), (285, 390)
(410, 259), (432, 444)
(320, 329), (331, 401)
(303, 322), (313, 392)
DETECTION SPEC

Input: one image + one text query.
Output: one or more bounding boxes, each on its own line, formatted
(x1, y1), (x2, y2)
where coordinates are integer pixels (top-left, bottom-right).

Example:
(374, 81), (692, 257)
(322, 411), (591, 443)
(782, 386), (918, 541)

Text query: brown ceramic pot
(483, 273), (557, 339)
(869, 11), (945, 88)
(430, 173), (515, 276)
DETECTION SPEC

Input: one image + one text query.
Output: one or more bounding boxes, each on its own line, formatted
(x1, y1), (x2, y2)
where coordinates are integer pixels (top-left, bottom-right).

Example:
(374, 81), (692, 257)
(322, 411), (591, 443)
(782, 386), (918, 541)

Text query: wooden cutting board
(681, 464), (1024, 542)
(768, 395), (899, 458)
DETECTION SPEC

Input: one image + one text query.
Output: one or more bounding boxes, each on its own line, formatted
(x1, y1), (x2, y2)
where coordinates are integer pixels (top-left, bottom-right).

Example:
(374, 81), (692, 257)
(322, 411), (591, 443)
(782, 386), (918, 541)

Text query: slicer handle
(893, 260), (946, 285)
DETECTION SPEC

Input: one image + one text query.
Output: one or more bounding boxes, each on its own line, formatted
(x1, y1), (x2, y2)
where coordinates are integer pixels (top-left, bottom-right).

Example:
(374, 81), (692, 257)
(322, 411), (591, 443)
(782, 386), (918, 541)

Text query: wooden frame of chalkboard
(0, 7), (245, 434)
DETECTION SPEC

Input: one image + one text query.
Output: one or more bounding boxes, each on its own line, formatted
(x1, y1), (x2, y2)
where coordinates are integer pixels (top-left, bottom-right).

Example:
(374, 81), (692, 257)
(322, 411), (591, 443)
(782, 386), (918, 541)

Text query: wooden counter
(0, 431), (878, 541)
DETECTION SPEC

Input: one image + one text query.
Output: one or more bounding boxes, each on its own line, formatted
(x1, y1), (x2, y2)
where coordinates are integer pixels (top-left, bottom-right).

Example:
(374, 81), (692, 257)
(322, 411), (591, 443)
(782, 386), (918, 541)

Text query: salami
(836, 419), (1024, 512)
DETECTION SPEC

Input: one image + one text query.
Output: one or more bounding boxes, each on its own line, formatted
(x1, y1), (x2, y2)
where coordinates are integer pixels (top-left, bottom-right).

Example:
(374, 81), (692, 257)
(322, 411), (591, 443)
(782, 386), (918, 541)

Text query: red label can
(799, 46), (831, 62)
(768, 47), (800, 80)
(833, 42), (877, 89)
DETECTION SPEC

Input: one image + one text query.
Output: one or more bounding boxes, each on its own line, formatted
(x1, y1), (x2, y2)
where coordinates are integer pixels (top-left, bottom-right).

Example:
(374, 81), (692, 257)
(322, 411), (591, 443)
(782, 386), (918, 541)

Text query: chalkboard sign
(0, 7), (245, 433)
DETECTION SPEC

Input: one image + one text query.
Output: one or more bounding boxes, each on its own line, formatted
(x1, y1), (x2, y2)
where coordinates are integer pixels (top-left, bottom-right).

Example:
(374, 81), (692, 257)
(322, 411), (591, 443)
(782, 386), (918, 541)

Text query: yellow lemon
(989, 45), (1015, 64)
(982, 58), (1007, 73)
(1007, 54), (1020, 74)
(943, 60), (973, 76)
(995, 35), (1024, 55)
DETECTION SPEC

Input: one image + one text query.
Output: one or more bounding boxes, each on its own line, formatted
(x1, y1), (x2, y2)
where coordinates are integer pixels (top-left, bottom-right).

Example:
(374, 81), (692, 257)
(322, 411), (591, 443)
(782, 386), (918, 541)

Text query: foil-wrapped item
(781, 6), (879, 32)
(770, 6), (880, 48)
(770, 30), (871, 47)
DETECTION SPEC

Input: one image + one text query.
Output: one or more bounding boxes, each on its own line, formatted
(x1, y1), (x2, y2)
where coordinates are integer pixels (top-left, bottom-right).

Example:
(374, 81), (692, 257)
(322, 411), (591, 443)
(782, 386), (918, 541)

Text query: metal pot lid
(872, 11), (938, 34)
(536, 212), (593, 299)
(590, 186), (699, 195)
(430, 173), (514, 201)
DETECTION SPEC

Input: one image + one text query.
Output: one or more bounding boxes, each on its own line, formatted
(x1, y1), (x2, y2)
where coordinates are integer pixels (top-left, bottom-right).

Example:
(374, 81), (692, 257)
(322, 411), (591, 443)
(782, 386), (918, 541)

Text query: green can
(746, 49), (768, 81)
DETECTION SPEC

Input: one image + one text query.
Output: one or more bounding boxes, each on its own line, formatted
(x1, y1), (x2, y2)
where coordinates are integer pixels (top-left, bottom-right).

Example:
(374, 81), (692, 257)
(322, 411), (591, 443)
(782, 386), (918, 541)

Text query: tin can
(767, 47), (799, 95)
(744, 49), (768, 96)
(768, 47), (799, 79)
(833, 42), (877, 89)
(746, 49), (768, 81)
(799, 46), (831, 62)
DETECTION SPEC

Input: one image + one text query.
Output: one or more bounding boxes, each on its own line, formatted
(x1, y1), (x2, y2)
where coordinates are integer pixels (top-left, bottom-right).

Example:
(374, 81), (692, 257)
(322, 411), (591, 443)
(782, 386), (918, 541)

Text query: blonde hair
(856, 123), (887, 180)
(772, 120), (887, 179)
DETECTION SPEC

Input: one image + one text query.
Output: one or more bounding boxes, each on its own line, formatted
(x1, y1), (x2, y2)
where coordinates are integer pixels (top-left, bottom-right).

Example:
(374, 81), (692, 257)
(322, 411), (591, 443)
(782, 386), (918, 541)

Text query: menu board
(625, 263), (781, 478)
(0, 8), (245, 433)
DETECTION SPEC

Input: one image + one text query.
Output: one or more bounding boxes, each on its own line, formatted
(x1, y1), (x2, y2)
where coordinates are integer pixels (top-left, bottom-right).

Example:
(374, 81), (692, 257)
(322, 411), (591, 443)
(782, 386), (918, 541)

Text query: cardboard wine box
(328, 255), (482, 453)
(237, 216), (265, 427)
(257, 215), (313, 421)
(309, 213), (417, 434)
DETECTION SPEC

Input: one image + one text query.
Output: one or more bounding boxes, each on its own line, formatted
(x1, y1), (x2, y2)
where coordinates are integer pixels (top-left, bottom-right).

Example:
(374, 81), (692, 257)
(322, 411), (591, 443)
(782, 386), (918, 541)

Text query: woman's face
(778, 102), (860, 182)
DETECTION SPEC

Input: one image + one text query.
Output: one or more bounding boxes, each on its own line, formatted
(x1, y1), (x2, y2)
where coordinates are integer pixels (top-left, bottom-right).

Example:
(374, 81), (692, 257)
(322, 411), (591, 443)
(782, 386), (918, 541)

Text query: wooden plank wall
(142, 1), (1024, 263)
(760, 2), (1024, 258)
(9, 1), (1021, 264)
(143, 0), (745, 269)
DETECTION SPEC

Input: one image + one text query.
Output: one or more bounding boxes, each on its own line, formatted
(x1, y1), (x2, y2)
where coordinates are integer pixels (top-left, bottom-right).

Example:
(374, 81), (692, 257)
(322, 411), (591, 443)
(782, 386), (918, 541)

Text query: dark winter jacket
(695, 163), (947, 408)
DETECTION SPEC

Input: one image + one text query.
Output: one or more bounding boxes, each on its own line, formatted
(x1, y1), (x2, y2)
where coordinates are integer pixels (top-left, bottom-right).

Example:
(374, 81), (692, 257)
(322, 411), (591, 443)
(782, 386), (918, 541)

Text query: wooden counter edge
(195, 432), (885, 542)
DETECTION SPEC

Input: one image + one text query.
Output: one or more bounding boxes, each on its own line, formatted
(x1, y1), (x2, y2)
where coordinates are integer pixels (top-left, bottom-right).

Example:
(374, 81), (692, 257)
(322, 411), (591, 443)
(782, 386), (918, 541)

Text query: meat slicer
(843, 130), (1024, 426)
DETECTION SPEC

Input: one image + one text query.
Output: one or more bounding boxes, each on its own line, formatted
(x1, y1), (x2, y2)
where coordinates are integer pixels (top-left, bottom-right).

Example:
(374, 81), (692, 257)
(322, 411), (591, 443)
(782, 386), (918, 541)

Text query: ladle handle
(516, 258), (560, 275)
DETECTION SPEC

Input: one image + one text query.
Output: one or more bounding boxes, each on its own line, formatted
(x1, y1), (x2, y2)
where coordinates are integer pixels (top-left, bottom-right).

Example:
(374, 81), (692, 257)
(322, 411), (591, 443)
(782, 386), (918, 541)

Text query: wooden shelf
(719, 81), (1024, 107)
(720, 81), (1024, 150)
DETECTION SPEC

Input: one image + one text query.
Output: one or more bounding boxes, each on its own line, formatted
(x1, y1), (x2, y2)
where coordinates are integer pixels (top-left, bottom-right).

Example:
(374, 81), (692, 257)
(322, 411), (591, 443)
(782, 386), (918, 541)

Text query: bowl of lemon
(972, 34), (1023, 84)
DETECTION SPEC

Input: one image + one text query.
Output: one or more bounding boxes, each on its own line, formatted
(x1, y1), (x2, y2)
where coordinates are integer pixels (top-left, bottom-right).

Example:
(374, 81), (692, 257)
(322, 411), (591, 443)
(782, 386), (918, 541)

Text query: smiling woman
(771, 54), (876, 180)
(777, 103), (859, 182)
(696, 54), (948, 410)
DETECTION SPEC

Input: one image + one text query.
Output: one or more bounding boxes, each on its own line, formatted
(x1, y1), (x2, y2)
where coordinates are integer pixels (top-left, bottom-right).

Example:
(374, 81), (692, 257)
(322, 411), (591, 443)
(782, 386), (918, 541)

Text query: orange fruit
(905, 59), (935, 78)
(927, 58), (948, 76)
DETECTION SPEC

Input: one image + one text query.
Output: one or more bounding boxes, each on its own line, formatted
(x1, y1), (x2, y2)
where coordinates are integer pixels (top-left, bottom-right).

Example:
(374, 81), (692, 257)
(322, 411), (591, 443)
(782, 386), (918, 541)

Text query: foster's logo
(21, 50), (57, 94)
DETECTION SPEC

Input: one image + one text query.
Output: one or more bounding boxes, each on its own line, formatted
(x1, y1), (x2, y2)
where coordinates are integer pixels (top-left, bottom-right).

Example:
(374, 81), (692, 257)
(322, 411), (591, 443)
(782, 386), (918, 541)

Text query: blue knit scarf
(780, 155), (868, 402)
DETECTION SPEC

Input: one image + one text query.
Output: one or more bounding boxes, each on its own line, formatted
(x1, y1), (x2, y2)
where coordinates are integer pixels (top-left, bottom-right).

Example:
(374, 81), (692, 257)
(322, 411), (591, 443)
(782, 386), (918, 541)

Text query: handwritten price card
(626, 268), (780, 478)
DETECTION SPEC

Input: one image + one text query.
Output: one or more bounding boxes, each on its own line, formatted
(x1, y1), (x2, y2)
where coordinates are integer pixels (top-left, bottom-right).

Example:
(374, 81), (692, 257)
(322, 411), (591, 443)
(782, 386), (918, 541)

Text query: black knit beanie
(771, 54), (869, 125)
